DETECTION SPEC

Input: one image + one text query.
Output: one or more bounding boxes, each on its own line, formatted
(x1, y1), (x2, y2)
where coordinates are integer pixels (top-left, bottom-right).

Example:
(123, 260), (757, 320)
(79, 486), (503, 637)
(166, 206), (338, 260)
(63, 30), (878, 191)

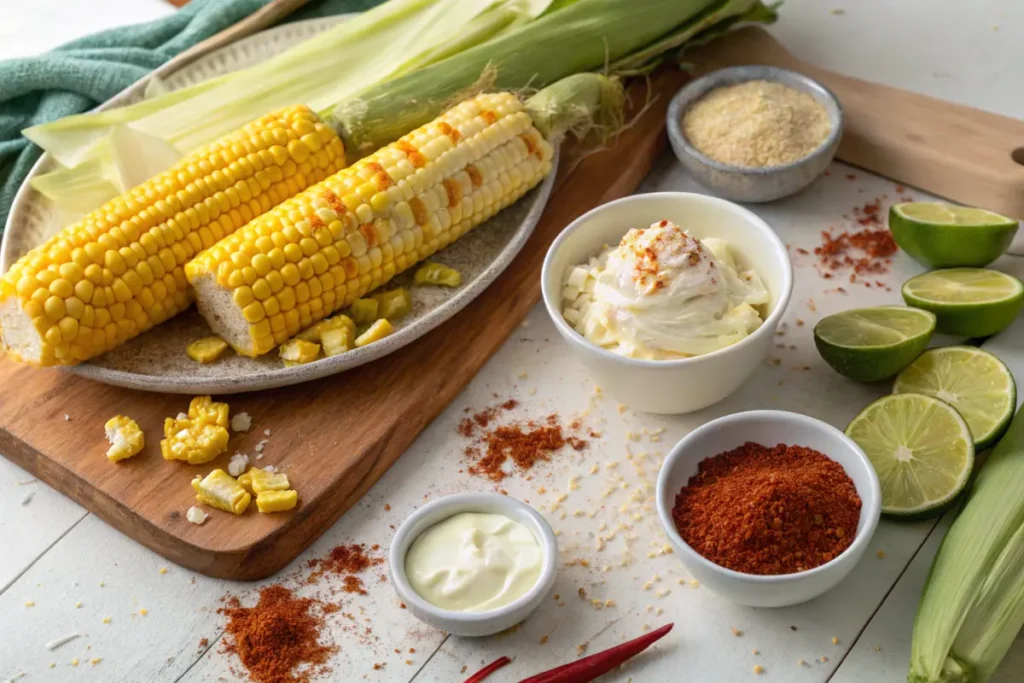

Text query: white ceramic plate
(1, 17), (556, 394)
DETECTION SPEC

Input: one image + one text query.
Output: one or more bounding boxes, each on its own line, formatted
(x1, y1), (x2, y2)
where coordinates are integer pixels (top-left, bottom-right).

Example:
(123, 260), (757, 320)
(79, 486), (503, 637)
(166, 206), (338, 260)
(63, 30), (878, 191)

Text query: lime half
(889, 202), (1019, 268)
(814, 306), (935, 382)
(894, 347), (1016, 450)
(902, 268), (1024, 337)
(846, 393), (974, 517)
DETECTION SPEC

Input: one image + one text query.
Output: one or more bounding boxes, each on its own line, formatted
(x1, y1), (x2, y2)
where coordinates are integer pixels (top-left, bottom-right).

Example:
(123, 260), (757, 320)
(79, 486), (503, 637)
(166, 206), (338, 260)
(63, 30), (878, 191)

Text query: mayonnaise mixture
(561, 220), (769, 359)
(405, 512), (543, 612)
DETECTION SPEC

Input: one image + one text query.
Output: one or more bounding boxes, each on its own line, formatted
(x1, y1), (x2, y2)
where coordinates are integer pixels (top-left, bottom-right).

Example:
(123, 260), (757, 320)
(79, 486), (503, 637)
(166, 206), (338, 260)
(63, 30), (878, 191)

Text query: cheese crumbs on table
(682, 80), (831, 168)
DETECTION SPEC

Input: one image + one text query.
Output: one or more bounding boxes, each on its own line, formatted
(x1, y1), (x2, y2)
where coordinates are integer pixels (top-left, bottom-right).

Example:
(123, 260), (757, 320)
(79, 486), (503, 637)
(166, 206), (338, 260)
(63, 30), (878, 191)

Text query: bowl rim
(666, 65), (845, 176)
(540, 191), (794, 368)
(655, 409), (882, 584)
(388, 492), (558, 624)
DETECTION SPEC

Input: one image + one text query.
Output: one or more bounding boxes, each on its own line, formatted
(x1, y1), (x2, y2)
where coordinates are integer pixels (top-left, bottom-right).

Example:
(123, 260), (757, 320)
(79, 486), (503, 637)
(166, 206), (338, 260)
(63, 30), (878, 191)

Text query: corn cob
(0, 107), (346, 366)
(186, 92), (552, 356)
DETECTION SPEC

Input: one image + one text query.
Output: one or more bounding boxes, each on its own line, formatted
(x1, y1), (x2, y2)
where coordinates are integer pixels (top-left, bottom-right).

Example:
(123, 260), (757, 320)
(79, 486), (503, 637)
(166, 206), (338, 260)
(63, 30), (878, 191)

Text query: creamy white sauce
(405, 512), (543, 612)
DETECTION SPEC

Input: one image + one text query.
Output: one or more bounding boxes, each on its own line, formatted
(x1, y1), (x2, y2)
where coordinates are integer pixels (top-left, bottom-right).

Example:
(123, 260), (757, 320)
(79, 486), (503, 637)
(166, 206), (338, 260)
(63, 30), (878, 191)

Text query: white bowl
(388, 493), (558, 637)
(541, 192), (793, 414)
(655, 410), (881, 607)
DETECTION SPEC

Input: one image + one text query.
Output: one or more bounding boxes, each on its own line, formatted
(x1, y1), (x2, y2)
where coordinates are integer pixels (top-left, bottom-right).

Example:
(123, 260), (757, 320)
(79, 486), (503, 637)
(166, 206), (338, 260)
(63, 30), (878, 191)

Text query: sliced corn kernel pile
(186, 336), (229, 363)
(161, 396), (230, 464)
(349, 298), (379, 325)
(280, 338), (319, 366)
(104, 415), (144, 462)
(355, 319), (394, 347)
(256, 489), (299, 513)
(249, 467), (290, 493)
(414, 263), (462, 287)
(373, 288), (411, 321)
(191, 469), (250, 515)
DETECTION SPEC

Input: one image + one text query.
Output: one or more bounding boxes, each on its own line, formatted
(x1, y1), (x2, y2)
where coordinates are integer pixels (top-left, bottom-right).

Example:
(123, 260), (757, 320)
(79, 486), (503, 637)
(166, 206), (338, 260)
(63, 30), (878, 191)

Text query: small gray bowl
(667, 65), (843, 203)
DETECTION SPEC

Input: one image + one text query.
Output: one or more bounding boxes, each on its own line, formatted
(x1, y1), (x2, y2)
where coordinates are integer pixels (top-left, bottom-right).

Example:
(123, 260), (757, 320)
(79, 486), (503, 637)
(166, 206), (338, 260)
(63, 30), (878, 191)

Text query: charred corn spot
(187, 92), (552, 357)
(349, 298), (379, 325)
(192, 469), (250, 515)
(161, 396), (230, 464)
(256, 489), (298, 513)
(186, 336), (229, 363)
(355, 319), (394, 347)
(373, 288), (411, 321)
(279, 338), (319, 365)
(104, 415), (144, 462)
(0, 106), (346, 367)
(414, 263), (462, 287)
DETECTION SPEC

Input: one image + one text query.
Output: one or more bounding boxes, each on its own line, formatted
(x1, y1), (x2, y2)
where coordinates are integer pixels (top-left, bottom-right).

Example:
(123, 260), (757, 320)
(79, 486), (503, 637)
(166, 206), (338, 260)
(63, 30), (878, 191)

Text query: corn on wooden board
(0, 68), (687, 580)
(685, 26), (1024, 241)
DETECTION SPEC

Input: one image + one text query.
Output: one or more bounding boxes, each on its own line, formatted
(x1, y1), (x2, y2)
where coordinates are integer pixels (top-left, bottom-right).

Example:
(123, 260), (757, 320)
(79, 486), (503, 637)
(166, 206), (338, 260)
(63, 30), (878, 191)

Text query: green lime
(813, 306), (935, 382)
(893, 346), (1016, 450)
(902, 268), (1024, 337)
(889, 202), (1019, 268)
(846, 393), (974, 517)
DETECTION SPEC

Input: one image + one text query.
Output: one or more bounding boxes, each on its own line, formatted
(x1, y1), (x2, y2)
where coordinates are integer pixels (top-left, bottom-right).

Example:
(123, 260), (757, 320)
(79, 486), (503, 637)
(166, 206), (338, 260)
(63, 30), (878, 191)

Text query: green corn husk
(910, 403), (1024, 683)
(326, 0), (776, 159)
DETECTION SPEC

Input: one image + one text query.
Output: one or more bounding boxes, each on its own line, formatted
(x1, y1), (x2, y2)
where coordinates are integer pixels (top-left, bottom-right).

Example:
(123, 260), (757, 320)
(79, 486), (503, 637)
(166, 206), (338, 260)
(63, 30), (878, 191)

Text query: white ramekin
(541, 192), (793, 414)
(655, 410), (881, 607)
(388, 493), (558, 637)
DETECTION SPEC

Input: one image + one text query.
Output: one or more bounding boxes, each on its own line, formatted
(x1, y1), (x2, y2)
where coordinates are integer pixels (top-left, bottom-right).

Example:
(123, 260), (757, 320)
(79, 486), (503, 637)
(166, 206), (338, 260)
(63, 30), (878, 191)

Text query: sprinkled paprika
(671, 442), (861, 575)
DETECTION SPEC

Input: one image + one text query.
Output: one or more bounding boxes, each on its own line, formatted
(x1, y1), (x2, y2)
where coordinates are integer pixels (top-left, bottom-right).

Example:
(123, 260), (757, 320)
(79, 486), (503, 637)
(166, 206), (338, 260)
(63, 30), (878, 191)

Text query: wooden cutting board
(0, 68), (688, 581)
(684, 27), (1024, 222)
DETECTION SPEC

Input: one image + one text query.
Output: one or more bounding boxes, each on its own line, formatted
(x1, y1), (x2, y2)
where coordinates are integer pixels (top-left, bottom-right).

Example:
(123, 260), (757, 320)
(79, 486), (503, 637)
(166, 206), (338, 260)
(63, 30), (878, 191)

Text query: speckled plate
(1, 17), (557, 394)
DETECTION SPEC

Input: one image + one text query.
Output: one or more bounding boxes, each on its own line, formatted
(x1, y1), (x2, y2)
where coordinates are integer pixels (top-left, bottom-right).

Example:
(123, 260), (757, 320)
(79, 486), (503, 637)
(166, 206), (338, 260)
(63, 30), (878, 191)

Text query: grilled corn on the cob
(0, 107), (345, 366)
(186, 92), (552, 356)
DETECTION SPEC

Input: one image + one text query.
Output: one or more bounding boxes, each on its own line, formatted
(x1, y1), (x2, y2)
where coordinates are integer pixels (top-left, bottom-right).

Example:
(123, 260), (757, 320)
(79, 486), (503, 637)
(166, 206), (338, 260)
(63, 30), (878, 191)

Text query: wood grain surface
(685, 27), (1024, 220)
(0, 68), (686, 581)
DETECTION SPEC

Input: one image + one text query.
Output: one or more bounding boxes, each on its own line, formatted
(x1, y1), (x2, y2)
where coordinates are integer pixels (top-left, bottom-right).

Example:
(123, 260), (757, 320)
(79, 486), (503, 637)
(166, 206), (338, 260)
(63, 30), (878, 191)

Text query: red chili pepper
(518, 623), (674, 683)
(464, 656), (512, 683)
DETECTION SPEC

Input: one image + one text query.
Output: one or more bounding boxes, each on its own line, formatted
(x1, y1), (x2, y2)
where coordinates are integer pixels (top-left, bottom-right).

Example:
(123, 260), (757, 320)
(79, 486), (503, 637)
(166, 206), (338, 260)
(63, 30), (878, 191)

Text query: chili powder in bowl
(655, 410), (881, 607)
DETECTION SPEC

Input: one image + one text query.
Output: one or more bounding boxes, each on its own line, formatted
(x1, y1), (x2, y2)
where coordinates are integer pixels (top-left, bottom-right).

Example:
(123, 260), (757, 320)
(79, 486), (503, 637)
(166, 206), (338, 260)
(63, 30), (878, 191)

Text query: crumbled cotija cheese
(186, 506), (208, 525)
(230, 412), (252, 432)
(682, 80), (831, 168)
(228, 453), (250, 477)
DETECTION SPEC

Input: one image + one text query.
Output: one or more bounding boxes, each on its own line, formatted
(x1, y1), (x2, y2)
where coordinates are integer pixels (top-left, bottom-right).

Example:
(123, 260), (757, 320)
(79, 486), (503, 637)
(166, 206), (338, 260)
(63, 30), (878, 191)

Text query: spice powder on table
(671, 442), (861, 575)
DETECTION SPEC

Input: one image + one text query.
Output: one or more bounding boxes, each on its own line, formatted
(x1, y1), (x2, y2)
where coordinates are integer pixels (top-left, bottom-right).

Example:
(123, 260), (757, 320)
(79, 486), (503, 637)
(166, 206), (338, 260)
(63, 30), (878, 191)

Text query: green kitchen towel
(0, 0), (383, 236)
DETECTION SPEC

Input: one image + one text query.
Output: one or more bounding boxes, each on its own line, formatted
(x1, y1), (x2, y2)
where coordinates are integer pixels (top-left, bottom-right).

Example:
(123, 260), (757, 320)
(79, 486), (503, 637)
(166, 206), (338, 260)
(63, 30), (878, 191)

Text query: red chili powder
(671, 442), (861, 575)
(219, 585), (336, 683)
(306, 544), (383, 586)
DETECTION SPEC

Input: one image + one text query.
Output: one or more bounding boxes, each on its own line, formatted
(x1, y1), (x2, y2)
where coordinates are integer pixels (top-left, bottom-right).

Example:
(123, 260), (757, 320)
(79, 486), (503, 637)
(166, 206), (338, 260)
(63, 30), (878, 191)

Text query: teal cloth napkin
(0, 0), (382, 235)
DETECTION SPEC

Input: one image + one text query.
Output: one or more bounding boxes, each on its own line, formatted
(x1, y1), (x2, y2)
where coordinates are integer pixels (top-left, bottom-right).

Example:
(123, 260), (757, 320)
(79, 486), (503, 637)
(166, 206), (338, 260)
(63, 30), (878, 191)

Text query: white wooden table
(3, 2), (1024, 682)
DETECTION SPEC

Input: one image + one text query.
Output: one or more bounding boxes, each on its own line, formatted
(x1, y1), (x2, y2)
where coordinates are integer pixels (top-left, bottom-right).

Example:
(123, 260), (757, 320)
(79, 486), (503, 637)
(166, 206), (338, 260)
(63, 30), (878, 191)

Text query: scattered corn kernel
(414, 262), (462, 287)
(257, 490), (299, 513)
(191, 469), (251, 515)
(186, 505), (209, 525)
(280, 338), (320, 365)
(139, 609), (148, 616)
(754, 665), (765, 674)
(90, 658), (102, 666)
(186, 336), (229, 363)
(373, 288), (412, 321)
(24, 601), (34, 607)
(321, 322), (355, 357)
(355, 319), (394, 347)
(161, 396), (230, 464)
(104, 415), (144, 462)
(237, 470), (254, 496)
(102, 617), (111, 624)
(349, 298), (379, 325)
(248, 467), (290, 493)
(832, 637), (839, 645)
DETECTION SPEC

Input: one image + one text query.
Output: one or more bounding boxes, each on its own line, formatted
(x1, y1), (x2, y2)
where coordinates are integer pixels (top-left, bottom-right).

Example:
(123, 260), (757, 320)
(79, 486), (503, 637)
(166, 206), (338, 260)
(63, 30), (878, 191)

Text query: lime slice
(846, 393), (974, 517)
(893, 347), (1016, 450)
(813, 306), (935, 382)
(902, 268), (1024, 337)
(890, 202), (1019, 268)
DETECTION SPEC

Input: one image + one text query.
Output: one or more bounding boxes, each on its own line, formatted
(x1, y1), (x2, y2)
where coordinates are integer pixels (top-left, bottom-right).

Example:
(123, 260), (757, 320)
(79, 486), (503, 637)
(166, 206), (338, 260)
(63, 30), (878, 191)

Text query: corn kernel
(186, 336), (229, 363)
(192, 469), (250, 515)
(161, 396), (230, 464)
(372, 288), (412, 321)
(355, 319), (394, 347)
(104, 415), (144, 462)
(349, 298), (379, 324)
(256, 489), (298, 513)
(414, 262), (462, 287)
(279, 338), (319, 365)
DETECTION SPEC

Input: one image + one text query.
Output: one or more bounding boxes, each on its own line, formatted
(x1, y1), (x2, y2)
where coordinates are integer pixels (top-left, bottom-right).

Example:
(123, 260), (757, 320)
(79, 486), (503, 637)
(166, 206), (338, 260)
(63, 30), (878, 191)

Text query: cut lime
(814, 306), (935, 382)
(889, 202), (1019, 268)
(893, 347), (1016, 450)
(846, 393), (974, 517)
(902, 268), (1024, 337)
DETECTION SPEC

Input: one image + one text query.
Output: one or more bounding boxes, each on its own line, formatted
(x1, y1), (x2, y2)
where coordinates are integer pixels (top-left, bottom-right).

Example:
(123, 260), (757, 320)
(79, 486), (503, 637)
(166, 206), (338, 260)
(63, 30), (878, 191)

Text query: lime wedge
(889, 202), (1019, 268)
(893, 347), (1016, 450)
(902, 268), (1024, 337)
(814, 306), (935, 382)
(846, 393), (974, 517)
